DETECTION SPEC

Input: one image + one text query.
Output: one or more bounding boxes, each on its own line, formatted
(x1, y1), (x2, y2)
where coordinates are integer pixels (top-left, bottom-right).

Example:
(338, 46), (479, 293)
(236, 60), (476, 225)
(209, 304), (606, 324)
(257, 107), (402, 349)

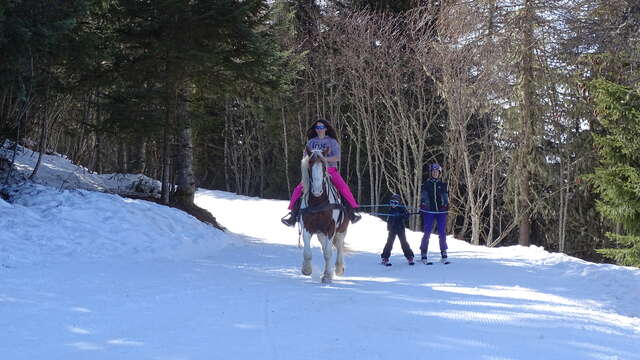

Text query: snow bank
(0, 184), (228, 266)
(0, 140), (160, 194)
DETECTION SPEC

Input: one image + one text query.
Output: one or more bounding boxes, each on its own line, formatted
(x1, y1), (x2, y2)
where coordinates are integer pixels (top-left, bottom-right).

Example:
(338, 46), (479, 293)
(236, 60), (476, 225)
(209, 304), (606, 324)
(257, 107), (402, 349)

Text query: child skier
(420, 163), (450, 265)
(381, 194), (415, 266)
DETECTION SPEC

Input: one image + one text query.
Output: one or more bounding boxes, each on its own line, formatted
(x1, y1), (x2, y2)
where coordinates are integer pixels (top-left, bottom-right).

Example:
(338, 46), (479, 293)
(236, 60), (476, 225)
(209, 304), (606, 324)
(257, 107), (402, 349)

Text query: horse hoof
(335, 266), (344, 276)
(302, 266), (312, 276)
(321, 276), (332, 284)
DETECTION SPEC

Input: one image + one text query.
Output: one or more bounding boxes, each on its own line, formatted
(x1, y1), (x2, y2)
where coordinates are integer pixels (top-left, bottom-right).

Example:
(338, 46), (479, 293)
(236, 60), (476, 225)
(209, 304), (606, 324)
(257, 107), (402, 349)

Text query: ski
(381, 259), (415, 266)
(423, 259), (450, 265)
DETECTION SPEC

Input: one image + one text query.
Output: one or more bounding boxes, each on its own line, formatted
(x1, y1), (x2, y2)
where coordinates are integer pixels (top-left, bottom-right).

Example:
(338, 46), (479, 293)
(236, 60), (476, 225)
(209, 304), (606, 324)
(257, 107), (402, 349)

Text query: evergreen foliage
(0, 0), (90, 91)
(587, 79), (640, 266)
(334, 0), (419, 13)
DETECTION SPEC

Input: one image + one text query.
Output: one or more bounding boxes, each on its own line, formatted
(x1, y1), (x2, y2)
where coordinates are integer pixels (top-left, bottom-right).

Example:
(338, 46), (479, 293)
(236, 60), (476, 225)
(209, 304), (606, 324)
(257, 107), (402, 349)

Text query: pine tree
(587, 79), (640, 267)
(332, 0), (419, 13)
(108, 0), (285, 208)
(0, 0), (93, 141)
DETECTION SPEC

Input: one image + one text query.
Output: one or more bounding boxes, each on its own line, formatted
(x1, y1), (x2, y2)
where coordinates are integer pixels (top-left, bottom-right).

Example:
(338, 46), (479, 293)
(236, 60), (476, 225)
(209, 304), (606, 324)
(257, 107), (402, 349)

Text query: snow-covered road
(1, 187), (639, 360)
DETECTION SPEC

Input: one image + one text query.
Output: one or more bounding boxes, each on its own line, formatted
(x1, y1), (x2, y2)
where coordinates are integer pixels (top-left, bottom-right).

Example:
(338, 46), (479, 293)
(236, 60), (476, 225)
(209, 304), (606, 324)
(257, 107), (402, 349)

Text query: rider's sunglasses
(390, 200), (399, 205)
(315, 125), (327, 130)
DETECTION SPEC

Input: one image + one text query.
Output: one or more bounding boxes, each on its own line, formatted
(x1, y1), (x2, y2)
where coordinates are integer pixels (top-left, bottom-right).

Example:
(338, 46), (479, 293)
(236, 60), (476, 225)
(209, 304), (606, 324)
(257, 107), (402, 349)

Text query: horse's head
(302, 146), (329, 197)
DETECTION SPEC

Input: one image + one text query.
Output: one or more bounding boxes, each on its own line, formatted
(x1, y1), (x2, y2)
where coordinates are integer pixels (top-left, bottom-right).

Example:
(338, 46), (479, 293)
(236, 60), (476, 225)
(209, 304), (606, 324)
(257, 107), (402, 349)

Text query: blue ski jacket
(420, 178), (449, 212)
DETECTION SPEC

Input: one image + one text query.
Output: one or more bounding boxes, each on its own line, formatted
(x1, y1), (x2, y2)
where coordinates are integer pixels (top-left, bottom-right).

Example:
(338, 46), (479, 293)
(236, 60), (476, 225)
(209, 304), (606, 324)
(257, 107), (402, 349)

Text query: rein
(299, 203), (344, 215)
(301, 168), (344, 215)
(299, 152), (345, 239)
(357, 204), (449, 216)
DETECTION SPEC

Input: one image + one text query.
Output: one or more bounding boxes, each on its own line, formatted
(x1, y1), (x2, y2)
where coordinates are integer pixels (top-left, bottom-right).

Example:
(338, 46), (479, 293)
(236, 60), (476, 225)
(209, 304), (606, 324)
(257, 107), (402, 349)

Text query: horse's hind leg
(320, 234), (334, 284)
(334, 231), (346, 276)
(301, 231), (313, 276)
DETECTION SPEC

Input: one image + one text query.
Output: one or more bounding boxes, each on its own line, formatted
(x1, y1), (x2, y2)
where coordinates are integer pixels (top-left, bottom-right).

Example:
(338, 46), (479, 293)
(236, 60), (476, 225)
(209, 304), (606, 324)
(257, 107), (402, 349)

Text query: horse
(299, 147), (351, 283)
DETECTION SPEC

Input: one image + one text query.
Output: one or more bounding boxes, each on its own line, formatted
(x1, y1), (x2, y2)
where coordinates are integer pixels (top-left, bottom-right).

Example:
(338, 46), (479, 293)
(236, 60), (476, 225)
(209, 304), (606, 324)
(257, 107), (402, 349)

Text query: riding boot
(281, 198), (301, 227)
(347, 205), (362, 224)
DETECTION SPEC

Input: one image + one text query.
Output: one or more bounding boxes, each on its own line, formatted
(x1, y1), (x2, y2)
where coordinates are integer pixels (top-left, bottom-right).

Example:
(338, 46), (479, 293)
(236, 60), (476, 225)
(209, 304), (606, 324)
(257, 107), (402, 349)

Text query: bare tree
(409, 3), (511, 245)
(367, 14), (444, 230)
(29, 94), (73, 180)
(329, 12), (395, 207)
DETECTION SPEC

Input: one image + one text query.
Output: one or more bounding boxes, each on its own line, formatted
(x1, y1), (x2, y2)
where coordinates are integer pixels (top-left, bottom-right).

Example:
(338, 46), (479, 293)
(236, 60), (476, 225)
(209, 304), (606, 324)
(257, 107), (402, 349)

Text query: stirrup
(281, 212), (297, 227)
(351, 212), (362, 224)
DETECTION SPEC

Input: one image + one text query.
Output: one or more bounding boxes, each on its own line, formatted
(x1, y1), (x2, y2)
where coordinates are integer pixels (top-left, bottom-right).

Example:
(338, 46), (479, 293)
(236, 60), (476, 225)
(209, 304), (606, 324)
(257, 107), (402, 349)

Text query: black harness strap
(299, 203), (344, 215)
(300, 152), (345, 224)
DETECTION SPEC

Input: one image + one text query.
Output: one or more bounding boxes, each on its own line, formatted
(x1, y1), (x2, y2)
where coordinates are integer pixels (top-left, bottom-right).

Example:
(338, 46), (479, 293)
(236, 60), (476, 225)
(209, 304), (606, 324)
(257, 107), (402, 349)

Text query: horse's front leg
(320, 233), (334, 284)
(334, 231), (346, 276)
(301, 230), (313, 276)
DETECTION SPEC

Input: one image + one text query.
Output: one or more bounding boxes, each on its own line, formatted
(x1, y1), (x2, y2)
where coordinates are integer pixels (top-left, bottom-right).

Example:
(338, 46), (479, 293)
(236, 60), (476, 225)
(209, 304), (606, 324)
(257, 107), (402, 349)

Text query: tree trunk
(517, 0), (535, 247)
(161, 102), (172, 204)
(91, 89), (103, 174)
(118, 140), (128, 173)
(281, 101), (291, 194)
(488, 150), (496, 245)
(130, 136), (146, 174)
(173, 84), (195, 207)
(4, 96), (28, 186)
(29, 112), (48, 181)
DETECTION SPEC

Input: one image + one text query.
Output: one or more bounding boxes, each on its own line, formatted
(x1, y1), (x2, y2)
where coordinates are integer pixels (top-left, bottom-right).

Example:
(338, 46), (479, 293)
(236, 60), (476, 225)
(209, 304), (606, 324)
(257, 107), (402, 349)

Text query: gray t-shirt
(307, 137), (341, 168)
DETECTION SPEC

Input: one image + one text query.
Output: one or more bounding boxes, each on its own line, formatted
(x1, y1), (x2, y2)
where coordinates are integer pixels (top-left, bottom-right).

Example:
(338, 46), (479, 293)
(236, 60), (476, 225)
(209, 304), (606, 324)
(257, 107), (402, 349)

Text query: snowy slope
(1, 140), (160, 194)
(1, 148), (639, 360)
(1, 184), (227, 267)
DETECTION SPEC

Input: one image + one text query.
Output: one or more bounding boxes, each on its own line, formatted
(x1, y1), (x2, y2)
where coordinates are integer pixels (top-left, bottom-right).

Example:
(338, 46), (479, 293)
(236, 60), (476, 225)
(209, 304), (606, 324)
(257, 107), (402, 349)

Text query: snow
(1, 183), (226, 267)
(1, 146), (639, 359)
(0, 140), (160, 194)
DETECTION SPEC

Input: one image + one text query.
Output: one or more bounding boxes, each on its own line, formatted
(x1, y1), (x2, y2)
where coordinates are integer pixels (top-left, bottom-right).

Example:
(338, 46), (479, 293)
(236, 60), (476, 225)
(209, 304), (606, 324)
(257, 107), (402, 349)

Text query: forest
(1, 0), (638, 266)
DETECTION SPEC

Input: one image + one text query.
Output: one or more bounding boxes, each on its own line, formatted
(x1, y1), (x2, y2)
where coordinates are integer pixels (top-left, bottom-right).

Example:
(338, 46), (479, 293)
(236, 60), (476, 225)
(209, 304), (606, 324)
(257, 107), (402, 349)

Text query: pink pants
(288, 167), (359, 210)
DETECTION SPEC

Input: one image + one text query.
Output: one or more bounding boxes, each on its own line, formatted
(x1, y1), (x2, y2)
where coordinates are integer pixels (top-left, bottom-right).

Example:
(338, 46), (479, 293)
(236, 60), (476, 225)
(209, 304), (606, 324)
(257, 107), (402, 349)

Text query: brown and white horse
(299, 147), (350, 283)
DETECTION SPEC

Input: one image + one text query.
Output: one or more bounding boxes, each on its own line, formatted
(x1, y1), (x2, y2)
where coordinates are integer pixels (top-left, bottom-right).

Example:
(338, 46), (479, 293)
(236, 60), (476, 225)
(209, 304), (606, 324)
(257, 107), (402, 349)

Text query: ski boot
(421, 252), (433, 265)
(281, 199), (301, 227)
(440, 250), (450, 264)
(347, 205), (362, 224)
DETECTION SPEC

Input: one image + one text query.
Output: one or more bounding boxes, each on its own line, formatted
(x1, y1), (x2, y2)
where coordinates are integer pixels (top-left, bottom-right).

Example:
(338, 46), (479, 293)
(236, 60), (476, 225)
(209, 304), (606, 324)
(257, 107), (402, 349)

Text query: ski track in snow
(0, 185), (639, 359)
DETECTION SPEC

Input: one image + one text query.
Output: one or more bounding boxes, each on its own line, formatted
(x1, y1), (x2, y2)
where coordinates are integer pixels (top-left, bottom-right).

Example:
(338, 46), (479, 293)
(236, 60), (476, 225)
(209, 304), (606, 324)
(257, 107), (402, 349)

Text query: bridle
(301, 150), (343, 215)
(307, 150), (329, 197)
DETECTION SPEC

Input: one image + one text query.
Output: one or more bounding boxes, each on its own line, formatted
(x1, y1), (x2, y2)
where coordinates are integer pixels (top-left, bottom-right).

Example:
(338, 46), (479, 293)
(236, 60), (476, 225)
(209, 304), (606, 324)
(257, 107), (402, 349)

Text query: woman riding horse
(281, 119), (361, 226)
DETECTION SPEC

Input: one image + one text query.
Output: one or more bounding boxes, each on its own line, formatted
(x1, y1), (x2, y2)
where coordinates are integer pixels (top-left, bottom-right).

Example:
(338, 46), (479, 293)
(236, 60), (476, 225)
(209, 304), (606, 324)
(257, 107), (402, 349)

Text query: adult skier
(419, 163), (450, 264)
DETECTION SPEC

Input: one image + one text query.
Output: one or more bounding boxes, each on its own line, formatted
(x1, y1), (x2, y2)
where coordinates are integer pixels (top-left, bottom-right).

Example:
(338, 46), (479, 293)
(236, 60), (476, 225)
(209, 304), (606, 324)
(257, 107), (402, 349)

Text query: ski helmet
(430, 163), (442, 172)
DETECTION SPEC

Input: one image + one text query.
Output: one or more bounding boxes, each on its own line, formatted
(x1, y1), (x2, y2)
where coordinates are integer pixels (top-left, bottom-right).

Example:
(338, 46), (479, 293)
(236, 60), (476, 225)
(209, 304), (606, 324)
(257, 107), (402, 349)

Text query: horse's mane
(301, 154), (311, 197)
(300, 149), (328, 197)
